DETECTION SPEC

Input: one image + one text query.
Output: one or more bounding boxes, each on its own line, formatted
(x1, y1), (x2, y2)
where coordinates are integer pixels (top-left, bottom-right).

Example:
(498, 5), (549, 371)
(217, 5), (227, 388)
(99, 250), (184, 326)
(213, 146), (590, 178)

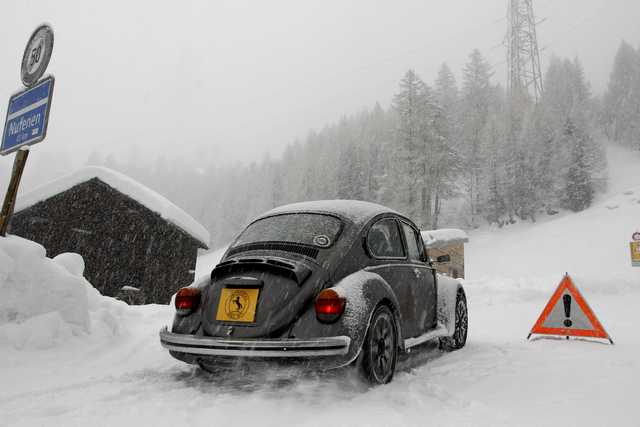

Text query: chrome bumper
(159, 327), (351, 358)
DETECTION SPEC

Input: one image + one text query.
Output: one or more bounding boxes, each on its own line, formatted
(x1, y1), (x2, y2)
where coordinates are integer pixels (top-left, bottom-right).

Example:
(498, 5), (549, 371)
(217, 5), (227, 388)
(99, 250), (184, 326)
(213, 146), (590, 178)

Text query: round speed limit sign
(21, 24), (54, 87)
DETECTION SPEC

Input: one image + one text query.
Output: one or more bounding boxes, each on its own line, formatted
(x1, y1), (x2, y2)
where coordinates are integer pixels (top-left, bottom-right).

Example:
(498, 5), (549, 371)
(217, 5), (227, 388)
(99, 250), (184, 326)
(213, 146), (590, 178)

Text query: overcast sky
(1, 0), (639, 179)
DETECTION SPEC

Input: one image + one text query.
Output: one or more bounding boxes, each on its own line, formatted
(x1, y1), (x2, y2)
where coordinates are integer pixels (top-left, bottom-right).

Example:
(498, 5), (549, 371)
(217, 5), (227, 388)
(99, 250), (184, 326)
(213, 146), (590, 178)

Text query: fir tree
(432, 63), (462, 228)
(562, 119), (594, 212)
(461, 50), (493, 226)
(603, 41), (640, 145)
(392, 69), (435, 225)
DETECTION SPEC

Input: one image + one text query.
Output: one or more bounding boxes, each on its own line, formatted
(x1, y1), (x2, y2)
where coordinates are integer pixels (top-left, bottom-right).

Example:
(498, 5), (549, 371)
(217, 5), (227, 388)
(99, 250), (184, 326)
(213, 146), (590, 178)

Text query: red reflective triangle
(528, 274), (613, 343)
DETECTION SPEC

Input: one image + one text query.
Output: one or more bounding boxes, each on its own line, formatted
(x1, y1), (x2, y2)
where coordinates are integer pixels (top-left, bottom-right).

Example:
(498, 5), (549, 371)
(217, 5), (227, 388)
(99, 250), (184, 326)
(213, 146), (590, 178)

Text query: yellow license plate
(215, 287), (260, 323)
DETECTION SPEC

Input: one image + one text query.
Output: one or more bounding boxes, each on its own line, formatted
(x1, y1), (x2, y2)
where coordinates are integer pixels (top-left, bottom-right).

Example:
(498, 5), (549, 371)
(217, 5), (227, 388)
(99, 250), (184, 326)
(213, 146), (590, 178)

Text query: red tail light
(315, 288), (346, 323)
(175, 287), (201, 315)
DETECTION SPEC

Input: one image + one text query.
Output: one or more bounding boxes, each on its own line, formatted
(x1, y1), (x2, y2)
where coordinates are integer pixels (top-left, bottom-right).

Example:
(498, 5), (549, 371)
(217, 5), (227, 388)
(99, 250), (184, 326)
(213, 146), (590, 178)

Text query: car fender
(436, 274), (465, 336)
(288, 269), (403, 367)
(170, 274), (211, 335)
(332, 270), (404, 353)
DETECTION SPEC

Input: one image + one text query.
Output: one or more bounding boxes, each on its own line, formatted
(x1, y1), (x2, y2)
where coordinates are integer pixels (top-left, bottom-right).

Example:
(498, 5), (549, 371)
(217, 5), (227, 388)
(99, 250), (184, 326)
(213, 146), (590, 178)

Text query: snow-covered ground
(1, 143), (639, 426)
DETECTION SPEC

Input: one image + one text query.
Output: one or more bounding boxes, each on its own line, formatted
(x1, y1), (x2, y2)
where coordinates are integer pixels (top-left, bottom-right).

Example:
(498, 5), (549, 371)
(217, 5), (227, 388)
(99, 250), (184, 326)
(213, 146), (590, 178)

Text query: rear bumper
(159, 326), (351, 358)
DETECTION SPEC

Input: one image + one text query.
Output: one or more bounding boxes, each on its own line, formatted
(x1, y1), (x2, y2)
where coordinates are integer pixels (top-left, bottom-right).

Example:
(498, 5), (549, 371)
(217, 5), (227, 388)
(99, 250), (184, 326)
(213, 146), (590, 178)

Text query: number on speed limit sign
(28, 40), (43, 70)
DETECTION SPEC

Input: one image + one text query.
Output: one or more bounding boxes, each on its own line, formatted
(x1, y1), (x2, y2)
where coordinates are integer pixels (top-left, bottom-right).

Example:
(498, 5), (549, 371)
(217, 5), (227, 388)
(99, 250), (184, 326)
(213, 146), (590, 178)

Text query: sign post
(0, 24), (54, 236)
(0, 150), (29, 236)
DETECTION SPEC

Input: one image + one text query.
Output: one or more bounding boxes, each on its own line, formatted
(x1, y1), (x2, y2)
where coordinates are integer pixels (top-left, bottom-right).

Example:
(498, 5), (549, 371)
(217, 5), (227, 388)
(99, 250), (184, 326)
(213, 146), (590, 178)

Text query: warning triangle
(527, 274), (613, 344)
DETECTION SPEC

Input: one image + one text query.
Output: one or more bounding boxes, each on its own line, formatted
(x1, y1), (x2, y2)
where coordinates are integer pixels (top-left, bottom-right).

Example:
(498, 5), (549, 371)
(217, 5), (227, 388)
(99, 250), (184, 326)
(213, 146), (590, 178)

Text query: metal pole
(0, 149), (29, 236)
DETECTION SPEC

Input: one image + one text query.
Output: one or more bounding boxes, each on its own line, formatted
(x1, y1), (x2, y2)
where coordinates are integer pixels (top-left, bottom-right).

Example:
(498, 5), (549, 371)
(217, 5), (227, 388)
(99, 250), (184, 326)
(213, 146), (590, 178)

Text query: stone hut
(421, 228), (468, 279)
(9, 167), (209, 303)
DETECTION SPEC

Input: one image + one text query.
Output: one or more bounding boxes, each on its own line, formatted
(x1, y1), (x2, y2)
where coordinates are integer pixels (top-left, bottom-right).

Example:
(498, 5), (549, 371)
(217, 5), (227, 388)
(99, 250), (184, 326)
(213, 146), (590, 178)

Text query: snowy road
(1, 283), (637, 427)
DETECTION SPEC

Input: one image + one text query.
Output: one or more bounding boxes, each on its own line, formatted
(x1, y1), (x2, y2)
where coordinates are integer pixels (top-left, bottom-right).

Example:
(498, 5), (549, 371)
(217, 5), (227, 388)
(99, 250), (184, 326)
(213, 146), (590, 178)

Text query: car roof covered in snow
(256, 200), (405, 226)
(421, 228), (468, 249)
(14, 166), (210, 247)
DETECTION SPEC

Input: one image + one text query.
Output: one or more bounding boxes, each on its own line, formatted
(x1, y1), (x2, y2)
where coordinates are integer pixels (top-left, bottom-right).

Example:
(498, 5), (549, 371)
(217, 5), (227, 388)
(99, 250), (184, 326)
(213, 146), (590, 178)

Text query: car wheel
(360, 305), (398, 385)
(440, 289), (468, 351)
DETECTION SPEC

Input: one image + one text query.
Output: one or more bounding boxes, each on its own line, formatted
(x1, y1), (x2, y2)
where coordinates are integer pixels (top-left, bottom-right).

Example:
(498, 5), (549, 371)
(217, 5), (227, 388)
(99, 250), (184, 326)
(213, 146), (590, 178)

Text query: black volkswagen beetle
(160, 200), (468, 384)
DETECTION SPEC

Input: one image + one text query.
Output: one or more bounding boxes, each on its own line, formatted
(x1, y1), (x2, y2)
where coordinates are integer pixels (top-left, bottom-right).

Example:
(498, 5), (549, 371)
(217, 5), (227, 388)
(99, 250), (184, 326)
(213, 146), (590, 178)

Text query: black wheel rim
(454, 298), (468, 345)
(370, 312), (395, 382)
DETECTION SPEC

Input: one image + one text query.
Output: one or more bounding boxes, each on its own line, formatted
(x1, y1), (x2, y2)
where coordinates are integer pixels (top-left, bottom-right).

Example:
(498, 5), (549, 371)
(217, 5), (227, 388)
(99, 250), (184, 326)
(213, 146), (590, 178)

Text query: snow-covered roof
(421, 228), (468, 249)
(258, 200), (403, 225)
(14, 166), (210, 247)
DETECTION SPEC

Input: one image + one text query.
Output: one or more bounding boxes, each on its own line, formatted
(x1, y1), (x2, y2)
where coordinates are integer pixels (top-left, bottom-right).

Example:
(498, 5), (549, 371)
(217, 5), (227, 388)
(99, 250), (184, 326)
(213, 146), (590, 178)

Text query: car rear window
(233, 213), (343, 248)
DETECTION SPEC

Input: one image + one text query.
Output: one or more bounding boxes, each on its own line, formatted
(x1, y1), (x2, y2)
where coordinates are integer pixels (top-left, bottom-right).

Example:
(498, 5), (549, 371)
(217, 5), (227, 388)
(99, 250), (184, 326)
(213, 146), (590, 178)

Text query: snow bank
(0, 236), (89, 331)
(53, 252), (86, 277)
(0, 235), (130, 350)
(14, 166), (210, 247)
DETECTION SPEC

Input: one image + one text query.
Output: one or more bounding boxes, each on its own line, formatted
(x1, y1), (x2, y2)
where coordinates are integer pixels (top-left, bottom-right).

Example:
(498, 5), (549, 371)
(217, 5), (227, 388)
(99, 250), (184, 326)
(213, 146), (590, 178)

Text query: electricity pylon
(506, 0), (543, 103)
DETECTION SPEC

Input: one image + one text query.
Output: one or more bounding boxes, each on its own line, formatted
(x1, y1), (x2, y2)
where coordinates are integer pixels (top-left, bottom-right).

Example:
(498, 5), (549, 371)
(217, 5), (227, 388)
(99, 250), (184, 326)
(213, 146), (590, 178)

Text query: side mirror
(436, 254), (451, 264)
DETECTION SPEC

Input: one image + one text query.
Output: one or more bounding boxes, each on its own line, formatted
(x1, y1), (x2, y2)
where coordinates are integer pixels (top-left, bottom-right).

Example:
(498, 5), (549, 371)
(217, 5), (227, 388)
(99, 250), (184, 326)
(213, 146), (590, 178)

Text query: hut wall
(9, 179), (200, 303)
(428, 243), (464, 279)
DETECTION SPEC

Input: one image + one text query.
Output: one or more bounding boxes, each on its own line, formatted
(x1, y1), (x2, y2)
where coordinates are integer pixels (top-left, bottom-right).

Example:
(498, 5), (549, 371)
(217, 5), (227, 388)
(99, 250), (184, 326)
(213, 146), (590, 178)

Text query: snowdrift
(0, 235), (130, 350)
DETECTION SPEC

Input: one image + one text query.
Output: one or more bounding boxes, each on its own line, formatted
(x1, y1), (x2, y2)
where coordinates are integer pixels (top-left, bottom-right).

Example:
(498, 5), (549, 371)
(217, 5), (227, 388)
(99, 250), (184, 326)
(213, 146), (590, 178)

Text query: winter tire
(440, 289), (468, 351)
(360, 305), (398, 385)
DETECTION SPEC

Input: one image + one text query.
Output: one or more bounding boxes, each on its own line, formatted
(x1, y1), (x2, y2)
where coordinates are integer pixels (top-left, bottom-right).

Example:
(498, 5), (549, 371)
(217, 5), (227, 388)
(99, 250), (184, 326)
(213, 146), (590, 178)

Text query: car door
(364, 216), (427, 339)
(399, 221), (437, 332)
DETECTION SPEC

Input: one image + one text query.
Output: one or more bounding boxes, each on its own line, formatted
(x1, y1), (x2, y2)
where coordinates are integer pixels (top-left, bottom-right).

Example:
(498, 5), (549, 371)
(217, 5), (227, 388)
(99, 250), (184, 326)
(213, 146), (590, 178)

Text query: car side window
(415, 231), (428, 262)
(367, 218), (405, 258)
(401, 222), (422, 262)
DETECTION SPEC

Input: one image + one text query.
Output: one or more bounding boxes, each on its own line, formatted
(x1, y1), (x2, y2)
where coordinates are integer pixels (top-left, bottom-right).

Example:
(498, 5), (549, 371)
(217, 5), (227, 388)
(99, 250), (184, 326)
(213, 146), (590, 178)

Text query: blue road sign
(1, 76), (54, 155)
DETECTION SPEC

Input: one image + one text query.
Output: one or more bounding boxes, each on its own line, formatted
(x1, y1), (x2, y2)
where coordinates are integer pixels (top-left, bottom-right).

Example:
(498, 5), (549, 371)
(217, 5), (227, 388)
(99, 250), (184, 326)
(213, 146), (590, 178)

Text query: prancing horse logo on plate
(224, 289), (249, 320)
